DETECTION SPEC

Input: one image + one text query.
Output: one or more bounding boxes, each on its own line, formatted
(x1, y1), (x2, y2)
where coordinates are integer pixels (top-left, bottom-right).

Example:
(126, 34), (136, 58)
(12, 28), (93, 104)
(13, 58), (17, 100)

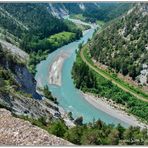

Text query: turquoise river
(35, 17), (129, 127)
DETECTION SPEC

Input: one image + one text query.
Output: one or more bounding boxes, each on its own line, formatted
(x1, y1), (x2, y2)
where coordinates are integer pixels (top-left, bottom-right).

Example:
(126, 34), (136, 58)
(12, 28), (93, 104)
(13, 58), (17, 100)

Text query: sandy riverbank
(49, 53), (68, 86)
(82, 92), (148, 129)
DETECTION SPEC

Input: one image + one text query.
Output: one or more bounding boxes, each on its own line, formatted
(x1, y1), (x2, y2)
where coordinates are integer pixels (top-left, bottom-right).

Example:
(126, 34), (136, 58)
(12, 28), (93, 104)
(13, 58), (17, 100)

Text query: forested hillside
(82, 3), (132, 22)
(50, 3), (132, 22)
(0, 4), (65, 38)
(0, 2), (131, 59)
(0, 3), (82, 53)
(90, 4), (148, 85)
(0, 3), (83, 74)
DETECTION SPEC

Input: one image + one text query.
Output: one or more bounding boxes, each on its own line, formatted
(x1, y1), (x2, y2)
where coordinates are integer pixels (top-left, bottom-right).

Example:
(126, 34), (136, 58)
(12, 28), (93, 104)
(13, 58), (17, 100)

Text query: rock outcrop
(0, 108), (73, 146)
(0, 40), (41, 99)
(0, 92), (60, 120)
(0, 40), (61, 120)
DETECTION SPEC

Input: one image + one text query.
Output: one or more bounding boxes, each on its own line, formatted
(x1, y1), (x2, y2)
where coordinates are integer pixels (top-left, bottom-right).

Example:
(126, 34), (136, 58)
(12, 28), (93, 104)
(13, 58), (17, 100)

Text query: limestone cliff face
(0, 92), (60, 120)
(0, 39), (41, 99)
(0, 109), (73, 146)
(0, 40), (61, 120)
(0, 40), (72, 145)
(14, 64), (41, 99)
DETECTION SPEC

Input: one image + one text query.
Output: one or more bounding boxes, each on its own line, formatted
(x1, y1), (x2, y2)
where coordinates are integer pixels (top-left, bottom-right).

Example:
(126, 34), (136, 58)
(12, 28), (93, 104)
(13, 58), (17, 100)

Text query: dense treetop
(0, 3), (67, 39)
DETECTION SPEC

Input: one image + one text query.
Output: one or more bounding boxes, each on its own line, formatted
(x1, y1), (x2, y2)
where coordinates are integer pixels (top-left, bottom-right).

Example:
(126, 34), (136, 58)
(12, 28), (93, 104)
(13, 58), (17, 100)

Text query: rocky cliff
(0, 39), (74, 145)
(0, 40), (62, 120)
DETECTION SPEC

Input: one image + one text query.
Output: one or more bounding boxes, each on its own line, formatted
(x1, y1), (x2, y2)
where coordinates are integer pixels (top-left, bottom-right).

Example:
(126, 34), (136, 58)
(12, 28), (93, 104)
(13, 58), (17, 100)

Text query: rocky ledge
(0, 109), (73, 146)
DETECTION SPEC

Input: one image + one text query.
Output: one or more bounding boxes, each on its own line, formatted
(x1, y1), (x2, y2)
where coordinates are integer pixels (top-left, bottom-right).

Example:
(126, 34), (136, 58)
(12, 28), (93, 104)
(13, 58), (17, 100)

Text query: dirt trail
(80, 47), (148, 102)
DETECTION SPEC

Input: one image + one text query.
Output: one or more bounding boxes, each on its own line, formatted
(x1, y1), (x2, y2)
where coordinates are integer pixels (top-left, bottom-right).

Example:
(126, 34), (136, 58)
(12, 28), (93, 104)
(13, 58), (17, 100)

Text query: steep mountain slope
(82, 3), (132, 22)
(90, 3), (148, 85)
(47, 3), (69, 18)
(0, 3), (82, 53)
(0, 41), (63, 120)
(48, 2), (132, 22)
(0, 3), (67, 39)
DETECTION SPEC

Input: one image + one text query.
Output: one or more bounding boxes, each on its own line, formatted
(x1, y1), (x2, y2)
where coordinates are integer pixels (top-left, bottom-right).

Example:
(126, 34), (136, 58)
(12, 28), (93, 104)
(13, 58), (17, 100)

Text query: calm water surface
(35, 18), (129, 127)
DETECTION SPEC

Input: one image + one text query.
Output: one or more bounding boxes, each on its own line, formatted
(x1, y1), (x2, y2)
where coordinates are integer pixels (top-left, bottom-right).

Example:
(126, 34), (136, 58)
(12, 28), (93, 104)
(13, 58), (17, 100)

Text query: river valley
(35, 17), (145, 128)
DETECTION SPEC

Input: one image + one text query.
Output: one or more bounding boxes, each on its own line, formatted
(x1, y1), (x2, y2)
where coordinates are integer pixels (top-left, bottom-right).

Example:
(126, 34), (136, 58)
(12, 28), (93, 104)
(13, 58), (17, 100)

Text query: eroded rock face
(0, 39), (29, 63)
(0, 92), (60, 121)
(14, 64), (41, 99)
(0, 109), (73, 146)
(0, 40), (41, 100)
(0, 40), (69, 126)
